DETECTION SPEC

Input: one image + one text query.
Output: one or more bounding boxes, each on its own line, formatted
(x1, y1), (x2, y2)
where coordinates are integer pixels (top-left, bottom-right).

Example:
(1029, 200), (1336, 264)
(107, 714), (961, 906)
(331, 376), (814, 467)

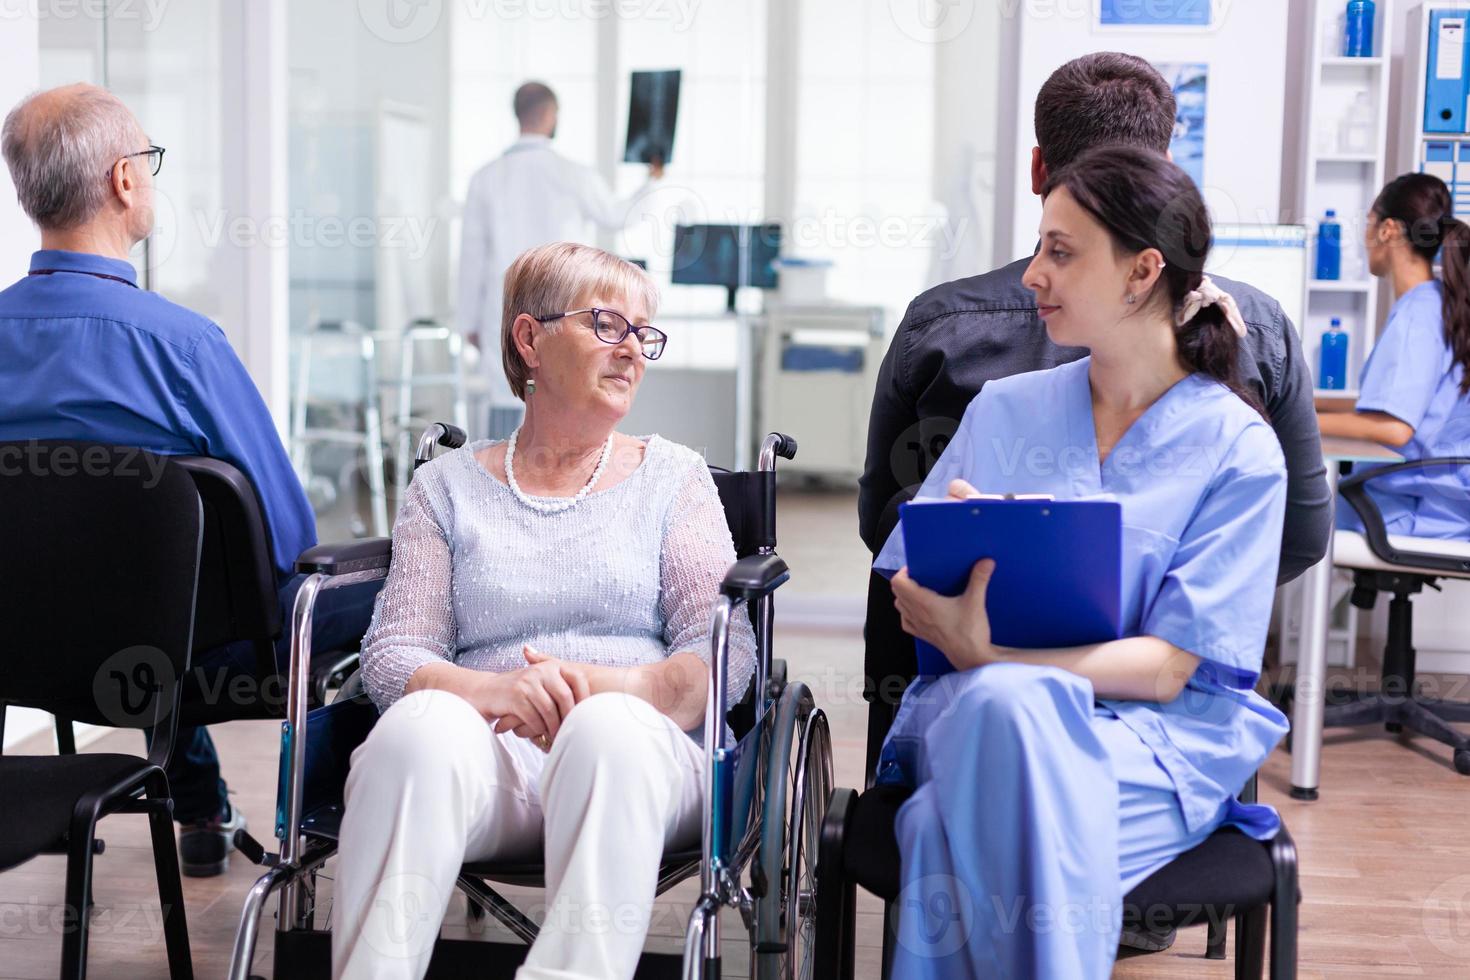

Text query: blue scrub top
(0, 249), (316, 578)
(875, 358), (1290, 835)
(1341, 279), (1470, 539)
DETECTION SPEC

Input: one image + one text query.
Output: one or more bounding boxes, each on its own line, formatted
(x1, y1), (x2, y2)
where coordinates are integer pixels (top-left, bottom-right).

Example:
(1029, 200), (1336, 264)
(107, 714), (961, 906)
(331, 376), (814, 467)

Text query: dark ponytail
(1373, 172), (1470, 396)
(1041, 144), (1265, 417)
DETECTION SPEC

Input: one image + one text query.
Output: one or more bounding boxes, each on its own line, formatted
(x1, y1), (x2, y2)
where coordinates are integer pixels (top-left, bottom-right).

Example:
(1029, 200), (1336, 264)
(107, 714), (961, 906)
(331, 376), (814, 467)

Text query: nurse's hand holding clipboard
(891, 478), (1000, 672)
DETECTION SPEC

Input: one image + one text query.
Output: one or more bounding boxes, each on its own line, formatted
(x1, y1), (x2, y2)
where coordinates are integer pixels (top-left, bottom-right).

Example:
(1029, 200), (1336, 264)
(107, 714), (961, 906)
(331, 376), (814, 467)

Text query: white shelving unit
(1279, 0), (1397, 669)
(1294, 0), (1396, 401)
(1400, 3), (1470, 207)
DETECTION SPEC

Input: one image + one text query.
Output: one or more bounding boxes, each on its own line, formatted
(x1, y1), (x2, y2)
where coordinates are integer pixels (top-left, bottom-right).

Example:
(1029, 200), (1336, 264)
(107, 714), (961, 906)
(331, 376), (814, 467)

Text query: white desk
(1288, 436), (1404, 800)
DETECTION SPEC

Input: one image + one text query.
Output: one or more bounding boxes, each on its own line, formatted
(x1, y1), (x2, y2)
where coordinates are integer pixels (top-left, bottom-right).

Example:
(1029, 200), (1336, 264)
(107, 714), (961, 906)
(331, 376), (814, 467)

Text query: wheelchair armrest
(1340, 457), (1470, 574)
(295, 537), (392, 576)
(721, 554), (789, 599)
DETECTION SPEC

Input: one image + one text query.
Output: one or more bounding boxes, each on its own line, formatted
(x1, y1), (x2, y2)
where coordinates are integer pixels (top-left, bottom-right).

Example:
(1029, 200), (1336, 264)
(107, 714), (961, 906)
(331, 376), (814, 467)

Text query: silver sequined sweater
(358, 435), (757, 739)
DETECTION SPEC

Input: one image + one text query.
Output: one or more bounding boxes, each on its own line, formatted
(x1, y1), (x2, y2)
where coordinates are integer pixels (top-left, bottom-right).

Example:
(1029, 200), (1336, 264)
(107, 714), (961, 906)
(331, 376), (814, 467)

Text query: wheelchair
(223, 424), (833, 980)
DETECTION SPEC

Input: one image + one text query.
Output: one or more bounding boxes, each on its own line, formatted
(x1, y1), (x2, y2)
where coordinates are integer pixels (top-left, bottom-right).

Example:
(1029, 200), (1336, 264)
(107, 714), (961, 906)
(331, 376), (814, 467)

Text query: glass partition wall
(38, 0), (998, 539)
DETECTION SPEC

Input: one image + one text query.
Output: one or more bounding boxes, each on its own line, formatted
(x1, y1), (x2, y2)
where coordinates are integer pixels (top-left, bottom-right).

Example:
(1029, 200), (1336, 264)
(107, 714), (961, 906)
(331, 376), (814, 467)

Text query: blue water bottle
(1320, 318), (1349, 390)
(1316, 210), (1342, 281)
(1344, 0), (1376, 57)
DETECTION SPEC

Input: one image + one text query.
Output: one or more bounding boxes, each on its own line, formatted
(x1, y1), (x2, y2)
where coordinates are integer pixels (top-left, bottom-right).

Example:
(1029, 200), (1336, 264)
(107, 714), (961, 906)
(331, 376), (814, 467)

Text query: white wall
(1, 4), (41, 277)
(996, 0), (1290, 263)
(1, 2), (46, 752)
(930, 0), (1002, 285)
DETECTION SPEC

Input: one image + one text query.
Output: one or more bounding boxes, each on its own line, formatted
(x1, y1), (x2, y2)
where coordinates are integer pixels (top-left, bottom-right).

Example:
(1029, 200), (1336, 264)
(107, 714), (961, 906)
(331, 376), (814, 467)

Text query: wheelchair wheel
(753, 680), (833, 980)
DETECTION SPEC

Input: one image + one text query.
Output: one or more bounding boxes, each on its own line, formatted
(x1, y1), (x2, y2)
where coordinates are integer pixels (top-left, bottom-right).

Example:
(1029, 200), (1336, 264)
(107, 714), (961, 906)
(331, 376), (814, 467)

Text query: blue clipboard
(898, 497), (1124, 675)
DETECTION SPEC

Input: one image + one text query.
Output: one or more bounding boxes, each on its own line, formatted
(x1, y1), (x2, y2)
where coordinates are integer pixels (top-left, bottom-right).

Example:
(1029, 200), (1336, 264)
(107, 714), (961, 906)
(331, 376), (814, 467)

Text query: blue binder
(898, 498), (1124, 676)
(1426, 10), (1470, 134)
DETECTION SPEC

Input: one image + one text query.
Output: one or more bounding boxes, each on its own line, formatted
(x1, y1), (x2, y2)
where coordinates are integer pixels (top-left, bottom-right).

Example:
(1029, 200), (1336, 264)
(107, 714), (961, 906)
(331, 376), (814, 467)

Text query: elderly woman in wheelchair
(332, 242), (757, 979)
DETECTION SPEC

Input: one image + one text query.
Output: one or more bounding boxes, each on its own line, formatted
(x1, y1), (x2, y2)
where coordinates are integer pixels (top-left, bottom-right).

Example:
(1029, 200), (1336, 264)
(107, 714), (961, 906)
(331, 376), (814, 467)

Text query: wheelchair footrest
(233, 829), (278, 867)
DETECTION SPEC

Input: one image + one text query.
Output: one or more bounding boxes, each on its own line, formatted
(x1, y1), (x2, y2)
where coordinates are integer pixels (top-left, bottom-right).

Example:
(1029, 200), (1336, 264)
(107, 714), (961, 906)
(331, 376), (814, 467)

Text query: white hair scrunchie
(1175, 275), (1247, 339)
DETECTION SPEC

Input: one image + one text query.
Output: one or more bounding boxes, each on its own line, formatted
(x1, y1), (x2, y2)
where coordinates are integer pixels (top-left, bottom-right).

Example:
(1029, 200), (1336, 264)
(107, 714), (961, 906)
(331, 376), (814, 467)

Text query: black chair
(44, 432), (396, 764)
(171, 441), (389, 729)
(813, 490), (1299, 979)
(0, 441), (201, 979)
(1317, 458), (1470, 774)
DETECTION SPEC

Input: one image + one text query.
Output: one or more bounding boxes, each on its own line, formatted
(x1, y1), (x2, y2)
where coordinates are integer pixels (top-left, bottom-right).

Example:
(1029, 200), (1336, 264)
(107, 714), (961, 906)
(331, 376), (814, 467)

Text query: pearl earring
(526, 377), (536, 396)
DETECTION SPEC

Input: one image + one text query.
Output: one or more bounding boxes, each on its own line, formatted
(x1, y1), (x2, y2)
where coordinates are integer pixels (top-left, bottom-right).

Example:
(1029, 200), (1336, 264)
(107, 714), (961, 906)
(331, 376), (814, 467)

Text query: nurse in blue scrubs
(870, 145), (1290, 978)
(1317, 173), (1470, 539)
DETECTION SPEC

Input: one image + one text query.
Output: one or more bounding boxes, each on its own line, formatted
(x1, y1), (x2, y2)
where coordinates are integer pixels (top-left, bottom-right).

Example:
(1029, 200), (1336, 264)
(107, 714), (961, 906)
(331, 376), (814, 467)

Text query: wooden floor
(3, 492), (1468, 978)
(4, 627), (1469, 979)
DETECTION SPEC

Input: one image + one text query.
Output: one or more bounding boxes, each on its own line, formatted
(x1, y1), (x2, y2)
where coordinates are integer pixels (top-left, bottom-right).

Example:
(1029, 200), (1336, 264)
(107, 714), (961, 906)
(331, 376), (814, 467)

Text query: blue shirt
(0, 249), (315, 578)
(874, 358), (1290, 836)
(1340, 279), (1470, 539)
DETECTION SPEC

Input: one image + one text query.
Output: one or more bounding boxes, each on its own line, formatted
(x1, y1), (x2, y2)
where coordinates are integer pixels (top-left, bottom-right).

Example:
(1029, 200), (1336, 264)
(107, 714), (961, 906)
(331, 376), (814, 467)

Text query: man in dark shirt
(857, 53), (1331, 954)
(861, 53), (1330, 579)
(0, 84), (375, 877)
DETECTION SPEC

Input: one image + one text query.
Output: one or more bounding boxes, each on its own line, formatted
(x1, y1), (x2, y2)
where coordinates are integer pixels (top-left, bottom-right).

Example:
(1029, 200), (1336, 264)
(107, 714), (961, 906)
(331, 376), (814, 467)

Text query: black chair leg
(145, 772), (194, 979)
(60, 807), (100, 980)
(1270, 830), (1299, 980)
(56, 717), (77, 755)
(1234, 905), (1266, 980)
(1206, 914), (1228, 959)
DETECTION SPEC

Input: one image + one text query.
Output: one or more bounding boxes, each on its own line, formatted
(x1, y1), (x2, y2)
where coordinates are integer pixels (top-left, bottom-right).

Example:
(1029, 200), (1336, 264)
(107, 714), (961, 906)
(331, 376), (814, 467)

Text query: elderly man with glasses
(0, 83), (377, 878)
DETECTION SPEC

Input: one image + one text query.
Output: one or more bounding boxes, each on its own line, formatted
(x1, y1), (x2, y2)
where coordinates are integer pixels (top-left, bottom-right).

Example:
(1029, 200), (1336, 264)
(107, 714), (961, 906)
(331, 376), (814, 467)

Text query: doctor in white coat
(458, 81), (664, 435)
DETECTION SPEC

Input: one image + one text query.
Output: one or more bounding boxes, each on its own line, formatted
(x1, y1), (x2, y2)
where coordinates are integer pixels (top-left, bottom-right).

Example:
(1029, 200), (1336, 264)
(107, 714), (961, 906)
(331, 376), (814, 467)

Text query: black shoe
(1119, 924), (1177, 952)
(179, 802), (246, 877)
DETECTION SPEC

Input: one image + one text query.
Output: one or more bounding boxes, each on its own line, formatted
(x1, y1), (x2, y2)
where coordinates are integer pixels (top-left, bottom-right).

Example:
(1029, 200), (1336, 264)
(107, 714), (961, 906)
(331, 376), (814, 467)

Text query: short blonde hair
(501, 242), (660, 401)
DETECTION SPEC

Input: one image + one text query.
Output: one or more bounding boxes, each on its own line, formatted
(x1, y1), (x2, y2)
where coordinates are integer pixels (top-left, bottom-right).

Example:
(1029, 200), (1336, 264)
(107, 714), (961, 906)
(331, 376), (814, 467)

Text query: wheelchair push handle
(758, 432), (797, 472)
(414, 422), (468, 469)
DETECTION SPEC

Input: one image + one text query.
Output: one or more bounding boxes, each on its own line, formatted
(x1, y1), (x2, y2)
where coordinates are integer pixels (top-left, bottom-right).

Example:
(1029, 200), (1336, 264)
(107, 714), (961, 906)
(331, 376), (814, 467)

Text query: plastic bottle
(1344, 0), (1376, 58)
(1320, 318), (1349, 390)
(1316, 210), (1342, 281)
(1338, 92), (1375, 154)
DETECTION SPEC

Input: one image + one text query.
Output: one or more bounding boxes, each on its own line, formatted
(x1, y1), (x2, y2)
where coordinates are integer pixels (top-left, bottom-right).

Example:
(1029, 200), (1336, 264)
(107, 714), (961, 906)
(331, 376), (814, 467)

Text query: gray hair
(2, 85), (142, 230)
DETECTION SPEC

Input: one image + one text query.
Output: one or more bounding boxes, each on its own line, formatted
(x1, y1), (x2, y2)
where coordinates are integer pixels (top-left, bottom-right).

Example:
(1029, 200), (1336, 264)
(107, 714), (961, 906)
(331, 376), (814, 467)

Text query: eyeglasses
(107, 145), (165, 179)
(534, 307), (668, 360)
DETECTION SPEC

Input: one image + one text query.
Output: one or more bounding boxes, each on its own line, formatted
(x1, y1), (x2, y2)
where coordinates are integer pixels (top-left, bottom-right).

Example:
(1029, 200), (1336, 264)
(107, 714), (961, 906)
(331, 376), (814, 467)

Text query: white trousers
(331, 689), (706, 980)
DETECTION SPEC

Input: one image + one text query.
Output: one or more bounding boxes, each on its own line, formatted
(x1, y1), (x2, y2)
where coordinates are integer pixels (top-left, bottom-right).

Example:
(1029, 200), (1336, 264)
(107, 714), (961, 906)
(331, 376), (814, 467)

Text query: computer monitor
(1205, 224), (1307, 335)
(671, 224), (781, 312)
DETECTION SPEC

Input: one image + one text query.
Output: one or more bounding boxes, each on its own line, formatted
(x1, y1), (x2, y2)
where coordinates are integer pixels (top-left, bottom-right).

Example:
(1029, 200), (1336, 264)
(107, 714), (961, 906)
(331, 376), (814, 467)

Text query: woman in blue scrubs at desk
(1316, 173), (1470, 539)
(871, 145), (1290, 978)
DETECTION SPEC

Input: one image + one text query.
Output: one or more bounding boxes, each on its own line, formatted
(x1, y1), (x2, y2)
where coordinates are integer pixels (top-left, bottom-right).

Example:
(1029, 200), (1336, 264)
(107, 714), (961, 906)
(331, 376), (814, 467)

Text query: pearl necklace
(504, 426), (614, 514)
